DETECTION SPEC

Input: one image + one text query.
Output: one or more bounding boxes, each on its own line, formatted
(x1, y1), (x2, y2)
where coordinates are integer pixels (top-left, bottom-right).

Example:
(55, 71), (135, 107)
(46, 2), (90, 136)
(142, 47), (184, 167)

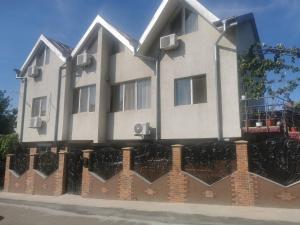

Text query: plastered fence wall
(3, 141), (300, 208)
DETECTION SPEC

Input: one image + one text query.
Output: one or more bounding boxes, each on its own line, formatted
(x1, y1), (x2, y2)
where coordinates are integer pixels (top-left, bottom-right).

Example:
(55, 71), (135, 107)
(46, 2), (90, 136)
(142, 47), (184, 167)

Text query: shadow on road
(0, 216), (4, 221)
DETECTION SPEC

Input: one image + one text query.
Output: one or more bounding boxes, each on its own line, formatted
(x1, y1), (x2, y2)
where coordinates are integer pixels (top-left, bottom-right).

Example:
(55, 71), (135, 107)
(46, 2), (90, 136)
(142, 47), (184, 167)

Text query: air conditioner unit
(160, 34), (179, 51)
(27, 66), (40, 78)
(29, 117), (43, 128)
(134, 122), (151, 136)
(76, 53), (92, 67)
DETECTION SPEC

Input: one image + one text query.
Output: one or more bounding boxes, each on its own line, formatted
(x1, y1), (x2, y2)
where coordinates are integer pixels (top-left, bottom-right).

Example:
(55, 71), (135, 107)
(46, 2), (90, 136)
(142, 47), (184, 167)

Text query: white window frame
(111, 78), (151, 112)
(175, 75), (206, 106)
(32, 96), (47, 118)
(74, 85), (96, 114)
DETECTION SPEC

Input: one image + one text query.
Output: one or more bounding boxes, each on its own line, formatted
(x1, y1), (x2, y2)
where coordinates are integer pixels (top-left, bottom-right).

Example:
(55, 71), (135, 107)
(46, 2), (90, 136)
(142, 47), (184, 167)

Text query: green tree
(0, 90), (17, 135)
(239, 43), (300, 99)
(0, 133), (20, 159)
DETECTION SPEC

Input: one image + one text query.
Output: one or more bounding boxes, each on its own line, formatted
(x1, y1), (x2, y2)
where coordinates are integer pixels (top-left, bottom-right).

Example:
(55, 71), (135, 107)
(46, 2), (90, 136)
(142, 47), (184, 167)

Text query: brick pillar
(3, 154), (14, 192)
(25, 148), (37, 194)
(119, 147), (134, 200)
(168, 144), (187, 202)
(232, 141), (255, 206)
(81, 149), (93, 197)
(54, 150), (68, 196)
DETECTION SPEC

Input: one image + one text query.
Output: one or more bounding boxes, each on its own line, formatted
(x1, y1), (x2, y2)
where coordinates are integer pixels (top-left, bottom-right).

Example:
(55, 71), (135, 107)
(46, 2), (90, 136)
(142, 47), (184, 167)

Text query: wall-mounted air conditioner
(29, 117), (43, 128)
(160, 34), (179, 51)
(76, 53), (92, 67)
(134, 122), (151, 136)
(27, 66), (40, 78)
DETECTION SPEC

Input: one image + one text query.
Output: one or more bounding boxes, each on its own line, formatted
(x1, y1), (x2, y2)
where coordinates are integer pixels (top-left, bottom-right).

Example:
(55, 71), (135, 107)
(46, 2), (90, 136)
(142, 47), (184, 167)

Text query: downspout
(134, 50), (161, 141)
(54, 60), (68, 143)
(214, 18), (237, 140)
(16, 75), (27, 142)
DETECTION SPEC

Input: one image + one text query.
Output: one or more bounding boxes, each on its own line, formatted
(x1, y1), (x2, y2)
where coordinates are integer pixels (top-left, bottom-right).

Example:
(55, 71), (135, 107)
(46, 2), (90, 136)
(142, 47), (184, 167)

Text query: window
(185, 8), (198, 34)
(111, 78), (151, 112)
(170, 8), (198, 35)
(73, 85), (96, 114)
(175, 75), (207, 106)
(137, 79), (151, 109)
(32, 97), (47, 117)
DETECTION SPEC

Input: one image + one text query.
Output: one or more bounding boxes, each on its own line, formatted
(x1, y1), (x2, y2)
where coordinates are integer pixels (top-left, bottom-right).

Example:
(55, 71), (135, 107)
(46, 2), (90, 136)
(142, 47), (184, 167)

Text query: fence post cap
(59, 150), (68, 154)
(122, 147), (134, 150)
(171, 144), (184, 148)
(235, 140), (248, 144)
(82, 149), (94, 153)
(6, 154), (14, 157)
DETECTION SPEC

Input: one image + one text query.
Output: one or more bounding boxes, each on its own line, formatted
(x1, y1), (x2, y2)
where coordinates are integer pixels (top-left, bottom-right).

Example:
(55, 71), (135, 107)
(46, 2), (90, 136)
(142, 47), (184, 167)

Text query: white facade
(16, 0), (260, 145)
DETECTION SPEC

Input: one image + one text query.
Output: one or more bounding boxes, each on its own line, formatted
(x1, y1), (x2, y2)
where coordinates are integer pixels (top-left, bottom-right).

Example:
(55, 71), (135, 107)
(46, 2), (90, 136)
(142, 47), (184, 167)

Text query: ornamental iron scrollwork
(249, 137), (300, 186)
(34, 151), (58, 176)
(10, 154), (29, 176)
(133, 143), (172, 182)
(183, 142), (237, 185)
(89, 147), (123, 180)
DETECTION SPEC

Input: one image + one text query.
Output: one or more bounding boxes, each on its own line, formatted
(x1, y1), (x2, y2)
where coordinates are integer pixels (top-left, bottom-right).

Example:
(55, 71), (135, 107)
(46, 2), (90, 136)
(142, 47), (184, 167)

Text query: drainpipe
(15, 72), (27, 142)
(134, 51), (161, 141)
(214, 18), (237, 141)
(54, 60), (68, 143)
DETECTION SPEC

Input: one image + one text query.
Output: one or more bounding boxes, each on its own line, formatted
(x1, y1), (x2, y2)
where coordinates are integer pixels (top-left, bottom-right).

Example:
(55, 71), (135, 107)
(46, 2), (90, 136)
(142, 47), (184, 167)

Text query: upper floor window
(170, 8), (198, 35)
(36, 46), (50, 67)
(32, 97), (47, 117)
(73, 85), (96, 114)
(175, 75), (207, 106)
(111, 78), (151, 112)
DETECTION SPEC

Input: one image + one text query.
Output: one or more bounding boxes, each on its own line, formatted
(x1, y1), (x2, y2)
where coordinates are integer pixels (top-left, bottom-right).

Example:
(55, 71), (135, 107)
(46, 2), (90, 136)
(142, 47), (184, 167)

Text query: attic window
(170, 8), (198, 35)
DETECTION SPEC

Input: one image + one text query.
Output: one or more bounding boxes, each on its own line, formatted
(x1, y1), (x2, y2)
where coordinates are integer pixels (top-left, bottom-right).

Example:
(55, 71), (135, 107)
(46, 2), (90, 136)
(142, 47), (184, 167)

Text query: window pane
(185, 8), (198, 34)
(40, 97), (47, 116)
(193, 76), (207, 104)
(80, 87), (88, 112)
(73, 89), (79, 114)
(36, 47), (45, 67)
(45, 47), (50, 65)
(175, 78), (191, 106)
(137, 79), (151, 109)
(170, 10), (183, 35)
(32, 98), (40, 117)
(111, 85), (123, 112)
(89, 85), (96, 112)
(124, 82), (135, 110)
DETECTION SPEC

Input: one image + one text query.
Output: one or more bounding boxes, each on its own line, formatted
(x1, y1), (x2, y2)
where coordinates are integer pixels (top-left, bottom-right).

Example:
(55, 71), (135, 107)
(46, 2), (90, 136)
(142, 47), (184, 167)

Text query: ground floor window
(73, 85), (96, 114)
(111, 78), (151, 112)
(175, 75), (207, 106)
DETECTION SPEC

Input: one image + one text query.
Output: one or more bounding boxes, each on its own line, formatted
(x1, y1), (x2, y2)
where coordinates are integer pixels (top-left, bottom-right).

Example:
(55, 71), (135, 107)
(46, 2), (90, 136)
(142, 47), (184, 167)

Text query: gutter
(54, 60), (68, 143)
(214, 17), (238, 140)
(134, 51), (161, 141)
(16, 75), (27, 142)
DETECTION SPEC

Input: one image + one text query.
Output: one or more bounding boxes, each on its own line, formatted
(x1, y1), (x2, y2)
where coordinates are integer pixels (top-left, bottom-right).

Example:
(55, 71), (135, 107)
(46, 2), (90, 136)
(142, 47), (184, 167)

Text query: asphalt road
(0, 199), (298, 225)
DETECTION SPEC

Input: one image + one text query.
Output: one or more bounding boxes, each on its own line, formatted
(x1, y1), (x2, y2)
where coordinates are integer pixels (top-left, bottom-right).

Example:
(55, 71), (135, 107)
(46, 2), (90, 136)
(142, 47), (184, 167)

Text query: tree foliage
(239, 43), (300, 99)
(0, 133), (20, 159)
(0, 90), (17, 135)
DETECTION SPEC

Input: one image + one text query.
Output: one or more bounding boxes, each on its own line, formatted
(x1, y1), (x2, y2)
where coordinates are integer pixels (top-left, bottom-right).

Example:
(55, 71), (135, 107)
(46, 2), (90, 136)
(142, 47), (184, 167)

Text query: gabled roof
(20, 34), (71, 74)
(71, 15), (137, 57)
(138, 0), (220, 53)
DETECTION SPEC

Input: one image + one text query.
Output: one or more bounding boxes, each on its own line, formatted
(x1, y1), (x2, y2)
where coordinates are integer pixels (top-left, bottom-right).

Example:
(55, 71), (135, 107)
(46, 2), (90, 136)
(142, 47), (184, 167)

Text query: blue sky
(1, 0), (300, 107)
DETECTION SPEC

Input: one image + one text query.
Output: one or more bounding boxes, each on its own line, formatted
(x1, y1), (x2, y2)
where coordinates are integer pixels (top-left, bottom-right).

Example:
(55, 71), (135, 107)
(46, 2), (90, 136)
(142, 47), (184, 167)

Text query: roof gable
(71, 15), (136, 57)
(138, 0), (220, 53)
(20, 35), (71, 74)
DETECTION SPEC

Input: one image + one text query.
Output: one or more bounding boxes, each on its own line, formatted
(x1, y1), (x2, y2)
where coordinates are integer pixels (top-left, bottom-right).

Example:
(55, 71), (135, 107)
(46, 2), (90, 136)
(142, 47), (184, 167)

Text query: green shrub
(0, 133), (20, 159)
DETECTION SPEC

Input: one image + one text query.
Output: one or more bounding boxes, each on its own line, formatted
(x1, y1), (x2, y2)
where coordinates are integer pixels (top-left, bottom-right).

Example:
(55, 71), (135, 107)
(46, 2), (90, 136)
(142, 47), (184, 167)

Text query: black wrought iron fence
(9, 153), (29, 176)
(183, 141), (236, 185)
(249, 137), (300, 186)
(34, 151), (58, 176)
(89, 147), (123, 180)
(0, 158), (5, 190)
(133, 143), (172, 182)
